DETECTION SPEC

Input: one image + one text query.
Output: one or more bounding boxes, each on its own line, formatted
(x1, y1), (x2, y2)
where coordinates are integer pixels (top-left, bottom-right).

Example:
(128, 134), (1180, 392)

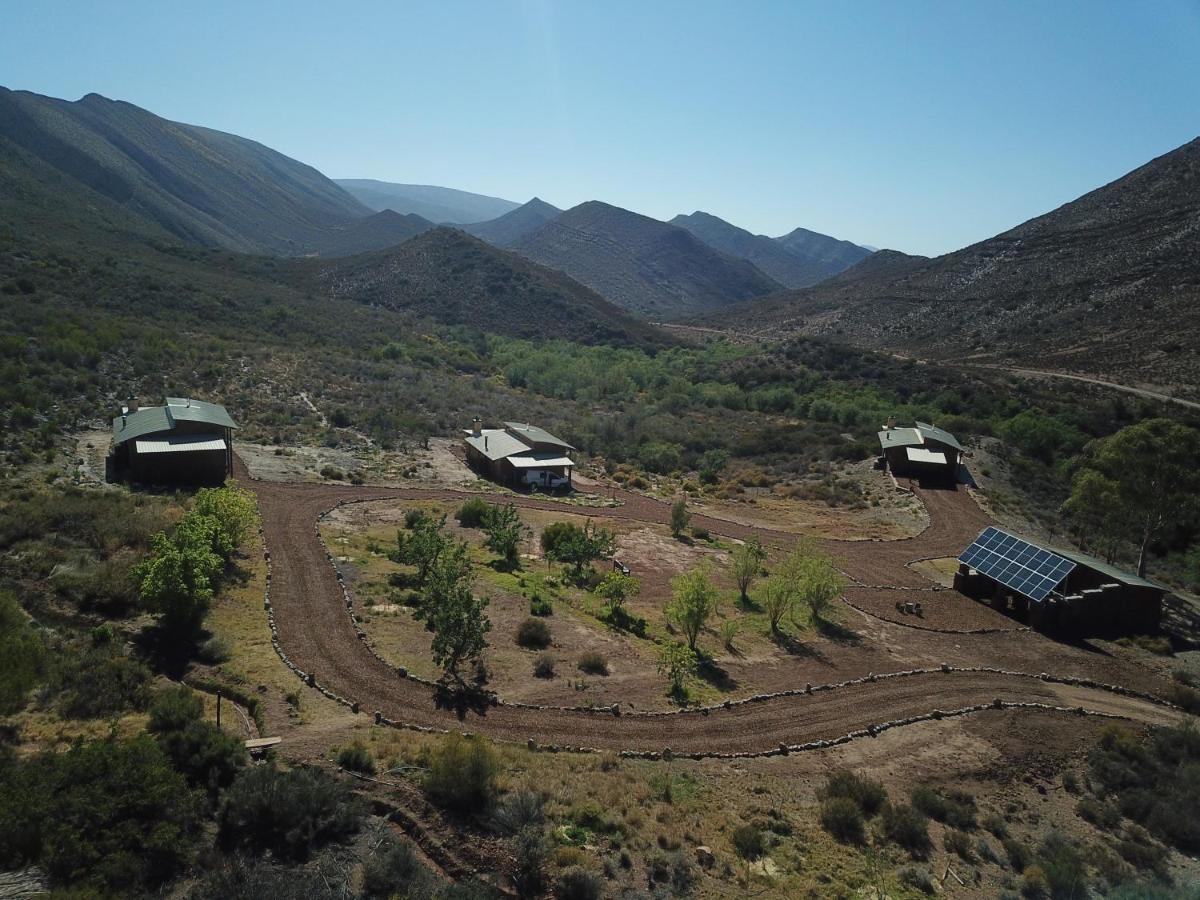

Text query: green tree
(0, 591), (46, 715)
(427, 546), (490, 683)
(594, 571), (640, 618)
(665, 567), (718, 651)
(1000, 410), (1085, 464)
(483, 503), (527, 571)
(670, 498), (691, 538)
(759, 571), (798, 636)
(147, 685), (247, 797)
(731, 538), (767, 605)
(191, 482), (259, 558)
(797, 550), (845, 625)
(135, 528), (223, 638)
(697, 449), (729, 485)
(545, 520), (616, 579)
(657, 642), (698, 700)
(1061, 468), (1125, 563)
(1067, 419), (1200, 576)
(393, 513), (450, 585)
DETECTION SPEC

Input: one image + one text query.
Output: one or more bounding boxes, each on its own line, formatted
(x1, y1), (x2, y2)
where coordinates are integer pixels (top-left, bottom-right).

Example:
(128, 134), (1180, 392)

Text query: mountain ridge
(335, 179), (520, 224)
(465, 197), (563, 247)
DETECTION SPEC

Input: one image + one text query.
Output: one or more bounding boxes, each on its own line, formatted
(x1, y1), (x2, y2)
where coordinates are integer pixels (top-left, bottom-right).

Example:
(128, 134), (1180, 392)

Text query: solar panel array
(958, 527), (1076, 603)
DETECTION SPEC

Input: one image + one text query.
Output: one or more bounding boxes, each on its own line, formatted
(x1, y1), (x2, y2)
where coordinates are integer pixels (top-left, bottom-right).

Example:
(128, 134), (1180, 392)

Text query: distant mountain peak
(335, 179), (520, 224)
(463, 196), (563, 248)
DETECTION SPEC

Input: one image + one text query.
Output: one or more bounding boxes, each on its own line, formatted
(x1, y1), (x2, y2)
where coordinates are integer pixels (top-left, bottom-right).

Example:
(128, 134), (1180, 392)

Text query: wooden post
(216, 690), (222, 730)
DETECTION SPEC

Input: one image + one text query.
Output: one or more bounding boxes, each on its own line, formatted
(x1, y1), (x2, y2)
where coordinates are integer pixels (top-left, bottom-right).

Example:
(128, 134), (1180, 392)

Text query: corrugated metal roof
(905, 447), (947, 465)
(915, 421), (964, 452)
(113, 398), (236, 446)
(1053, 547), (1165, 592)
(878, 427), (924, 450)
(465, 429), (530, 462)
(503, 422), (574, 450)
(135, 434), (228, 454)
(508, 455), (574, 468)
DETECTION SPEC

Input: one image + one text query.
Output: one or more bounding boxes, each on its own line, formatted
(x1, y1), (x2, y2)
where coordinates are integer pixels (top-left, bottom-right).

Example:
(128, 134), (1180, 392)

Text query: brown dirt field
(242, 454), (1181, 757)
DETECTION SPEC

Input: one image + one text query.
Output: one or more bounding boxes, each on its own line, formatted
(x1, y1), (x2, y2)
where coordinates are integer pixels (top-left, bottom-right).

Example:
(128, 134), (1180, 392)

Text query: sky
(2, 1), (1199, 256)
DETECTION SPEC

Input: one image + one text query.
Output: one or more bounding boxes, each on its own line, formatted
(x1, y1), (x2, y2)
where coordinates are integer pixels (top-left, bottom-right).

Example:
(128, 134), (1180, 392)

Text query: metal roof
(465, 429), (530, 462)
(135, 434), (228, 454)
(112, 397), (237, 446)
(878, 427), (924, 450)
(1053, 547), (1165, 592)
(915, 421), (964, 452)
(503, 422), (574, 450)
(905, 447), (947, 465)
(508, 454), (574, 469)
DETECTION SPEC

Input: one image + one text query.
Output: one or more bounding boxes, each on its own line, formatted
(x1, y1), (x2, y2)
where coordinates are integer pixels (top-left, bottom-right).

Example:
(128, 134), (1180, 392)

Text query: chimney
(886, 416), (896, 430)
(472, 417), (482, 438)
(128, 395), (139, 413)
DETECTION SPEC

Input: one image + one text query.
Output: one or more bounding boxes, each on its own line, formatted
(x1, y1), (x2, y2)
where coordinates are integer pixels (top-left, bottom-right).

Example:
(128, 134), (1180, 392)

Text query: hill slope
(511, 201), (781, 319)
(0, 86), (371, 255)
(773, 227), (872, 276)
(335, 179), (520, 224)
(309, 209), (434, 257)
(465, 197), (562, 247)
(323, 227), (665, 348)
(708, 138), (1200, 393)
(671, 211), (866, 288)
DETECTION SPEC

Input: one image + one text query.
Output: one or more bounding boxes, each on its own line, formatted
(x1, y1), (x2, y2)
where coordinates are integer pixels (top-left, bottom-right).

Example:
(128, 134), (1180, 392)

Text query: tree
(147, 685), (247, 797)
(670, 498), (691, 538)
(594, 571), (640, 618)
(544, 520), (615, 579)
(698, 449), (729, 485)
(135, 528), (222, 638)
(759, 571), (797, 636)
(731, 538), (767, 605)
(191, 483), (260, 558)
(1067, 419), (1200, 577)
(483, 503), (527, 571)
(665, 567), (718, 651)
(1061, 469), (1125, 563)
(798, 552), (845, 625)
(759, 544), (845, 633)
(657, 642), (698, 699)
(393, 513), (450, 586)
(427, 547), (490, 683)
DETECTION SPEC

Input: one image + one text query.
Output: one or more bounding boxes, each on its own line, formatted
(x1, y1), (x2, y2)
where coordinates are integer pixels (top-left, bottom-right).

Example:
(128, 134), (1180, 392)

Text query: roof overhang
(905, 447), (948, 465)
(507, 455), (574, 469)
(134, 434), (228, 454)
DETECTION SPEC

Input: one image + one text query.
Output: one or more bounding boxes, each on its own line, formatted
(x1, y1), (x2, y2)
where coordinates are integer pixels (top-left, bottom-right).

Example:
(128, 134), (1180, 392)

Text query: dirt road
(246, 463), (1178, 755)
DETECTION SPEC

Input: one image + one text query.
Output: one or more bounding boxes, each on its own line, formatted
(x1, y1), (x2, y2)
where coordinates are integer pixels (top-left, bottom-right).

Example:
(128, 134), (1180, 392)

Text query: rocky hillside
(308, 209), (434, 257)
(335, 179), (519, 224)
(671, 211), (867, 288)
(706, 138), (1200, 393)
(322, 227), (666, 348)
(512, 201), (781, 319)
(774, 227), (872, 277)
(465, 197), (562, 247)
(0, 86), (371, 255)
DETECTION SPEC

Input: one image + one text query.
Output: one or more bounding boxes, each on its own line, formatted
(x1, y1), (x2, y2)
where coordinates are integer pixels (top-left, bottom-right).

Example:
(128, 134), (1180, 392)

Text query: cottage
(955, 526), (1165, 635)
(110, 396), (237, 485)
(463, 419), (574, 491)
(878, 419), (963, 482)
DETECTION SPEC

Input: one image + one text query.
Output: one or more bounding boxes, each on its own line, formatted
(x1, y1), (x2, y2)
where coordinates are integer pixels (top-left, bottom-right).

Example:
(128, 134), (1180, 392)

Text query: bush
(456, 498), (492, 528)
(983, 812), (1010, 839)
(55, 645), (152, 719)
(197, 634), (231, 664)
(820, 797), (865, 844)
(336, 741), (375, 775)
(1004, 837), (1032, 872)
(898, 866), (936, 895)
(217, 764), (364, 861)
(516, 617), (552, 649)
(555, 865), (603, 900)
(422, 733), (498, 812)
(530, 595), (552, 616)
(577, 651), (608, 675)
(819, 768), (887, 817)
(319, 466), (344, 480)
(491, 790), (545, 835)
(880, 803), (931, 858)
(0, 591), (47, 714)
(944, 828), (976, 861)
(362, 837), (437, 898)
(731, 823), (767, 859)
(404, 508), (428, 529)
(147, 685), (246, 796)
(1036, 831), (1088, 898)
(533, 652), (556, 678)
(1075, 796), (1120, 829)
(911, 785), (977, 829)
(1021, 864), (1050, 898)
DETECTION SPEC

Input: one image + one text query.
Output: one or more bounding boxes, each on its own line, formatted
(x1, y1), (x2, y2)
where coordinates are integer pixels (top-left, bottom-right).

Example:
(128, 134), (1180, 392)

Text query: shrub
(944, 828), (976, 861)
(819, 768), (887, 817)
(0, 591), (47, 715)
(646, 849), (696, 893)
(577, 651), (608, 675)
(362, 837), (436, 898)
(217, 765), (363, 860)
(319, 466), (344, 481)
(197, 634), (231, 664)
(1004, 837), (1031, 872)
(555, 865), (603, 900)
(530, 595), (552, 616)
(1036, 831), (1088, 898)
(731, 823), (767, 859)
(1076, 796), (1120, 829)
(1021, 864), (1050, 898)
(422, 733), (498, 812)
(911, 785), (977, 830)
(820, 797), (865, 844)
(898, 866), (936, 895)
(147, 686), (246, 795)
(491, 790), (545, 835)
(404, 508), (428, 529)
(336, 741), (375, 775)
(516, 617), (552, 649)
(669, 498), (690, 537)
(533, 652), (556, 678)
(880, 803), (931, 858)
(456, 498), (492, 528)
(983, 812), (1010, 839)
(56, 645), (152, 719)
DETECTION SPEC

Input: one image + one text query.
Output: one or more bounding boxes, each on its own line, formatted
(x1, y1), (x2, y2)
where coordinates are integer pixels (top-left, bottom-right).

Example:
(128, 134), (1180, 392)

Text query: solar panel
(957, 527), (1075, 603)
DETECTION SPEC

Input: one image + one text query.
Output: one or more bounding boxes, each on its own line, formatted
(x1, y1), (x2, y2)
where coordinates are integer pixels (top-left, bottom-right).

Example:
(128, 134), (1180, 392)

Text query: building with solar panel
(109, 396), (237, 485)
(878, 420), (964, 482)
(955, 526), (1165, 634)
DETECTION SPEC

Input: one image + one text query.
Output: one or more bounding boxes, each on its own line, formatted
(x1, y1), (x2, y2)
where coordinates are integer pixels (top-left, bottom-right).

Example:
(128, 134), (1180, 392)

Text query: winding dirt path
(245, 461), (1178, 755)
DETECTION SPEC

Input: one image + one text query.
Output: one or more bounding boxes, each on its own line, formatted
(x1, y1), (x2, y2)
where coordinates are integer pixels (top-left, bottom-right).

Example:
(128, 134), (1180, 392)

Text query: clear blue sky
(2, 1), (1198, 255)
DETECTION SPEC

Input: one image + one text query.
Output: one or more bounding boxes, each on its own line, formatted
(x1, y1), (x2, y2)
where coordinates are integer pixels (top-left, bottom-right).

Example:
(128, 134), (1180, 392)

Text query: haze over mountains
(335, 179), (521, 225)
(464, 198), (563, 247)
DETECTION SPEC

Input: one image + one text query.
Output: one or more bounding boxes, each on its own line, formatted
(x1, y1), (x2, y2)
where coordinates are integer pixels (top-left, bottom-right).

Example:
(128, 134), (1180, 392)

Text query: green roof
(503, 422), (574, 450)
(1053, 546), (1165, 592)
(113, 397), (236, 446)
(915, 422), (964, 452)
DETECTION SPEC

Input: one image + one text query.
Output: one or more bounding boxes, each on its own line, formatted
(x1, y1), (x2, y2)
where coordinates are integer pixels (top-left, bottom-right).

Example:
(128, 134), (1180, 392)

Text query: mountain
(323, 227), (665, 348)
(511, 201), (782, 319)
(671, 211), (867, 288)
(309, 209), (434, 257)
(465, 197), (562, 247)
(335, 179), (520, 224)
(0, 86), (371, 255)
(773, 227), (872, 276)
(703, 138), (1200, 391)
